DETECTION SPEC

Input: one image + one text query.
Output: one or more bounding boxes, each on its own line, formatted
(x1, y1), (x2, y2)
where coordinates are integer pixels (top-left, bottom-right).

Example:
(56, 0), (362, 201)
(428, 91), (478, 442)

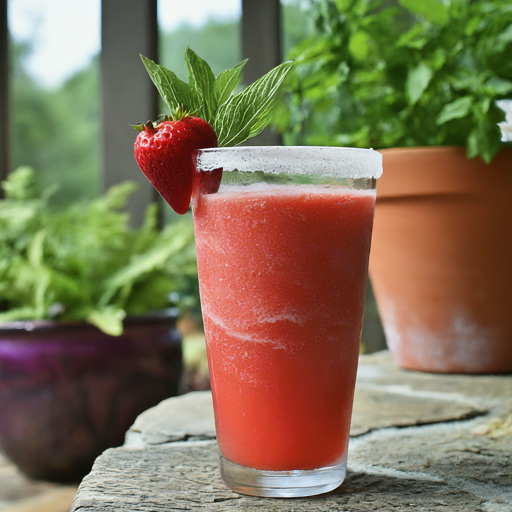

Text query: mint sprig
(214, 59), (248, 106)
(141, 50), (294, 147)
(185, 50), (217, 124)
(141, 55), (199, 115)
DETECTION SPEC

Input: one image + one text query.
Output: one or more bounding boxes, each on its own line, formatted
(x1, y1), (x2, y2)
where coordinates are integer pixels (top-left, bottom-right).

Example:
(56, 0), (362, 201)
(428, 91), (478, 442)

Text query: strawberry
(134, 115), (218, 215)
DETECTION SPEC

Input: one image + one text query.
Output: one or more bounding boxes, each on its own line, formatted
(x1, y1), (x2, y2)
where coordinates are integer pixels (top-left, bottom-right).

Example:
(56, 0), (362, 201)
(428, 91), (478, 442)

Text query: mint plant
(275, 0), (512, 163)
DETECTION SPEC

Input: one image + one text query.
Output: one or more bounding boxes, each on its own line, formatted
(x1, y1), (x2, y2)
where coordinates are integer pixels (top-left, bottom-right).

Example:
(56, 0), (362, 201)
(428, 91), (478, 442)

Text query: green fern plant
(0, 167), (199, 335)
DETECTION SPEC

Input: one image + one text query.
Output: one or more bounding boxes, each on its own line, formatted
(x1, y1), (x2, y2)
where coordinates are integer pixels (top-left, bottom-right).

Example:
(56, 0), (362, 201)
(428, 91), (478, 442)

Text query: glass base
(219, 456), (347, 498)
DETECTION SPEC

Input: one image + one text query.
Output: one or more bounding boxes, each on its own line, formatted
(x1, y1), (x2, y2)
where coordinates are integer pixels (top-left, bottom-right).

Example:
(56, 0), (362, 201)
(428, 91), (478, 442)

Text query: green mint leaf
(2, 166), (37, 200)
(436, 96), (473, 125)
(407, 63), (433, 104)
(485, 77), (512, 96)
(0, 307), (37, 324)
(140, 55), (199, 114)
(476, 105), (506, 163)
(27, 230), (45, 268)
(93, 181), (139, 212)
(185, 48), (217, 125)
(214, 59), (248, 105)
(467, 124), (501, 164)
(34, 271), (50, 319)
(214, 61), (295, 147)
(348, 31), (371, 61)
(99, 224), (193, 308)
(494, 23), (512, 53)
(88, 307), (126, 337)
(466, 128), (479, 160)
(398, 0), (449, 25)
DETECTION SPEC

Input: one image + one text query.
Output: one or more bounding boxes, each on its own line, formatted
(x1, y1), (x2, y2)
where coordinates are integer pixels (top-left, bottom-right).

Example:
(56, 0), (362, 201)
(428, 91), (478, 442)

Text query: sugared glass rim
(194, 146), (383, 179)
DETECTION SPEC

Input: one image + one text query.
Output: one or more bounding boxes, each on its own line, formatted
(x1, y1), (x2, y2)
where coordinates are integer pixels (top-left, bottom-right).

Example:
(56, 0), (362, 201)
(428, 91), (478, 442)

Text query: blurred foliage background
(9, 0), (314, 208)
(10, 40), (100, 207)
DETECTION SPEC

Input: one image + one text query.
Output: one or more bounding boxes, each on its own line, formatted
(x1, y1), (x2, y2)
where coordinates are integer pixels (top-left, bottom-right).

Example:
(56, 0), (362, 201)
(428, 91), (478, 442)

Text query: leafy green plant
(0, 167), (199, 335)
(275, 0), (512, 162)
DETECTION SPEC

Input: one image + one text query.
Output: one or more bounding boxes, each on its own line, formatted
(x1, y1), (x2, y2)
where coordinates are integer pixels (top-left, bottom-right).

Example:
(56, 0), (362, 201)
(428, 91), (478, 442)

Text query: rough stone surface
(72, 351), (512, 512)
(127, 391), (216, 446)
(73, 442), (487, 512)
(350, 385), (484, 436)
(349, 422), (512, 511)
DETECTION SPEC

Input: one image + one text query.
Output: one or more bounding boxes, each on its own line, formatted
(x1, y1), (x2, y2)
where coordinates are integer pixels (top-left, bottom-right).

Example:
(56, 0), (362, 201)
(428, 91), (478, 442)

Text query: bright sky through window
(7, 0), (240, 88)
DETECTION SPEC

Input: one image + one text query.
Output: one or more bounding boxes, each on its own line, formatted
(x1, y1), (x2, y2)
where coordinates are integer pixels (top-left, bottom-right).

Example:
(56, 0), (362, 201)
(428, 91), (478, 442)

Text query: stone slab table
(71, 351), (512, 512)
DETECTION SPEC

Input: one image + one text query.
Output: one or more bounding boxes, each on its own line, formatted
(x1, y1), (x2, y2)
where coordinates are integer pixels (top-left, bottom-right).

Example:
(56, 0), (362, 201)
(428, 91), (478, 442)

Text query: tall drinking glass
(192, 147), (382, 498)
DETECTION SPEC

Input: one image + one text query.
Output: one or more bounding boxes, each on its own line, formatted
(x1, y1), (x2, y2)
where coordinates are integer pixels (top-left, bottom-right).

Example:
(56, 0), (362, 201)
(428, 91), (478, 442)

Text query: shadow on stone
(315, 470), (484, 511)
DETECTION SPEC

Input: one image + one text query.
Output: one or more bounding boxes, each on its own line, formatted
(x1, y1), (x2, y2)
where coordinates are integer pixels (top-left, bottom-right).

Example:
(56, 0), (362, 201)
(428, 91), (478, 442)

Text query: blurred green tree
(10, 40), (100, 207)
(9, 2), (311, 208)
(160, 19), (240, 83)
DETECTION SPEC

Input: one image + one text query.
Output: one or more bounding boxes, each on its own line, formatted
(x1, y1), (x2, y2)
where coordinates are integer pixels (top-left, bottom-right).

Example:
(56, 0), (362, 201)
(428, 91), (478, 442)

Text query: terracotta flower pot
(0, 311), (182, 482)
(369, 147), (512, 374)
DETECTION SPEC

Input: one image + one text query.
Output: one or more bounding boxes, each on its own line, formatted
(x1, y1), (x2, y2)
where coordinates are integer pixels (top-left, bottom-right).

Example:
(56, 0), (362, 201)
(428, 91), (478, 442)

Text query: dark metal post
(241, 0), (282, 83)
(0, 0), (9, 190)
(241, 0), (282, 145)
(101, 0), (159, 226)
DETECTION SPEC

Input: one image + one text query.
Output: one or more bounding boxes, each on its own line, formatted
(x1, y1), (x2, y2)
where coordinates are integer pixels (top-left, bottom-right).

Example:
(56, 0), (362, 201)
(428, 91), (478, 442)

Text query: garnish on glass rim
(134, 49), (294, 214)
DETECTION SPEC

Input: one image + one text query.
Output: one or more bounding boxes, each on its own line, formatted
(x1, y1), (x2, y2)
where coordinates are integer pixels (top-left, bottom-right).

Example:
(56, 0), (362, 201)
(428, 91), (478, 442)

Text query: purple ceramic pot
(0, 310), (182, 482)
